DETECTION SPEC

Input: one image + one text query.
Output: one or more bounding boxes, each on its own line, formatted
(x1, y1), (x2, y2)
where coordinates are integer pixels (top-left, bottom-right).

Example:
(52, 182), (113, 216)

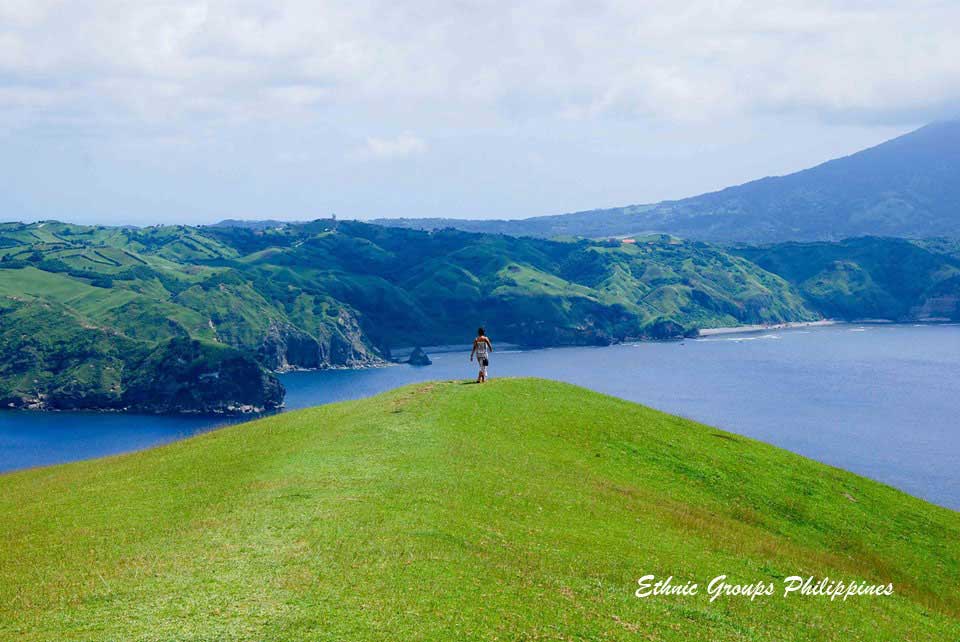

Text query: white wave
(694, 334), (782, 343)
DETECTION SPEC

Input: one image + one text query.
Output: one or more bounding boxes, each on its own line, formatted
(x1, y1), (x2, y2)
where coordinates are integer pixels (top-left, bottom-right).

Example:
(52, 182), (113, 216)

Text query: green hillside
(735, 238), (960, 321)
(0, 220), (815, 412)
(2, 379), (957, 640)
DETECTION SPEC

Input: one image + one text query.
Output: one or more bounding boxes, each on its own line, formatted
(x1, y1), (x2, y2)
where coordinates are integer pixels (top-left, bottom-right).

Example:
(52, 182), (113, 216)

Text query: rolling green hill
(1, 379), (957, 640)
(0, 221), (815, 412)
(375, 120), (960, 243)
(735, 237), (960, 321)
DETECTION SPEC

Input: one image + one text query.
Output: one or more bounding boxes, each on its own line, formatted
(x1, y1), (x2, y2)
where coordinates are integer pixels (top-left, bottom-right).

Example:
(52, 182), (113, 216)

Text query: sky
(1, 1), (958, 226)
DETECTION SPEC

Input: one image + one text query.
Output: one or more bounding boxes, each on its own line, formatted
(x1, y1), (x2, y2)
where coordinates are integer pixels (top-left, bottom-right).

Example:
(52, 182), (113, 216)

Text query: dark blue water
(0, 411), (247, 472)
(2, 324), (958, 509)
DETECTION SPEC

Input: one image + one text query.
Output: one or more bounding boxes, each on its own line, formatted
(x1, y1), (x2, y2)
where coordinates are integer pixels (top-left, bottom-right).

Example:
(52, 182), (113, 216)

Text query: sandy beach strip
(697, 319), (839, 337)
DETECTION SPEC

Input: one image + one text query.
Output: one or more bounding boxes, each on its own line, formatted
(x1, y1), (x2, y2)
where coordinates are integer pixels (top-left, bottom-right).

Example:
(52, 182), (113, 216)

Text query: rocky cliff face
(645, 319), (686, 340)
(1, 328), (285, 414)
(259, 323), (324, 371)
(257, 312), (385, 372)
(2, 383), (125, 412)
(491, 298), (640, 347)
(123, 338), (284, 414)
(326, 309), (383, 367)
(910, 294), (960, 321)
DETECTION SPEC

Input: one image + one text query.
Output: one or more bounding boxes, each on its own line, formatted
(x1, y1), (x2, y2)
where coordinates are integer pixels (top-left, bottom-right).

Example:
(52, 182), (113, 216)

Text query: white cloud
(0, 1), (958, 135)
(352, 133), (427, 161)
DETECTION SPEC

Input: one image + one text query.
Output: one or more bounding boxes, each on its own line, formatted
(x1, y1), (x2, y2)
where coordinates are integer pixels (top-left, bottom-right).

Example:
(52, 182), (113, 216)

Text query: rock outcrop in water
(407, 347), (432, 366)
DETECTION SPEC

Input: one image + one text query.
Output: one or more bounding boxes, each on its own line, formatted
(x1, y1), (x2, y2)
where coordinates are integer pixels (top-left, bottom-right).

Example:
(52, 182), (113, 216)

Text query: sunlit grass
(1, 378), (957, 640)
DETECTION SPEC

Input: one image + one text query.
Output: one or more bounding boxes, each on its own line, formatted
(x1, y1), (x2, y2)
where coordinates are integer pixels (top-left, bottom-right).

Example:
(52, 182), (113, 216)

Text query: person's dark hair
(477, 327), (485, 337)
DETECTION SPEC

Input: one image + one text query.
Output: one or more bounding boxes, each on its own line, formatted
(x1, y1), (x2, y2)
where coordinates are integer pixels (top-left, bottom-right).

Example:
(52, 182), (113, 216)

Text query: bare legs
(472, 355), (488, 383)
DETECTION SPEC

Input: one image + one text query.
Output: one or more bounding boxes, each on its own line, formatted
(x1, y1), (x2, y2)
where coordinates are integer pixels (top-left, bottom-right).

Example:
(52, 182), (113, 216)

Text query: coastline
(697, 320), (839, 337)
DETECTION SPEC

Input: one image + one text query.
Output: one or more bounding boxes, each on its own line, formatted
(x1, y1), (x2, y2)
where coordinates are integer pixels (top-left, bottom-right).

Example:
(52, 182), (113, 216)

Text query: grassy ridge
(1, 379), (957, 640)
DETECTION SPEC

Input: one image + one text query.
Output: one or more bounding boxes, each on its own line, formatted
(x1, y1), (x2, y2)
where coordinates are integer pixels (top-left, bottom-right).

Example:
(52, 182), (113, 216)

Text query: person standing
(470, 327), (493, 383)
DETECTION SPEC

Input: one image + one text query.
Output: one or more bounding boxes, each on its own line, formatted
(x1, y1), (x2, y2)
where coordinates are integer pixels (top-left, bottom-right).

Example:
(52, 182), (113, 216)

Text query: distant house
(621, 238), (636, 244)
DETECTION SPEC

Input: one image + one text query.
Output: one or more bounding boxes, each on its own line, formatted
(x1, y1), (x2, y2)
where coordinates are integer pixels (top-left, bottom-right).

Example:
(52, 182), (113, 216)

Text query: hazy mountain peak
(375, 121), (960, 243)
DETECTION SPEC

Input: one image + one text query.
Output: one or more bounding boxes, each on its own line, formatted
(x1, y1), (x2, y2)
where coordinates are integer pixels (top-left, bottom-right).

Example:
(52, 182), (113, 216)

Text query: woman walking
(470, 327), (494, 383)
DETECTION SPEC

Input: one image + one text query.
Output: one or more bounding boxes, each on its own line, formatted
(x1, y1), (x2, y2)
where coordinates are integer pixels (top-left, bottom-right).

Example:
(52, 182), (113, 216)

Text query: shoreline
(6, 320), (952, 416)
(697, 320), (839, 337)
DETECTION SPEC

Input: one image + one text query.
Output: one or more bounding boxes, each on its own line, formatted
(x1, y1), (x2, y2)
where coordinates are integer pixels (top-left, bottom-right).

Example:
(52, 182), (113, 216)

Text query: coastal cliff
(257, 317), (384, 372)
(121, 338), (284, 414)
(0, 307), (283, 414)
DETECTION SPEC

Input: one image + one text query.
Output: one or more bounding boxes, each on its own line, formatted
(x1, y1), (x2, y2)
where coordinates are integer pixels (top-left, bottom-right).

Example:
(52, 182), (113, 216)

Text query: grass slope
(2, 379), (958, 641)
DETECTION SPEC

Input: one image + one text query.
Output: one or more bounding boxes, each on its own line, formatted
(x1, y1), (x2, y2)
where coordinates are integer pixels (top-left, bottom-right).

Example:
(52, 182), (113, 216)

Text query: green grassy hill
(2, 379), (957, 641)
(735, 237), (960, 321)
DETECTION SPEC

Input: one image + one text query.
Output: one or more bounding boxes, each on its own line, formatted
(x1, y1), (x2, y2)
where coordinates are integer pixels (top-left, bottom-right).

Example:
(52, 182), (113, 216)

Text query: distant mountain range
(374, 120), (960, 243)
(211, 219), (299, 231)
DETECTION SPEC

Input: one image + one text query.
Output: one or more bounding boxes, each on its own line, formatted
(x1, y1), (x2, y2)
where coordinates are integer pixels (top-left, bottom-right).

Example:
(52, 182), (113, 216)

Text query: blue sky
(1, 1), (957, 225)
